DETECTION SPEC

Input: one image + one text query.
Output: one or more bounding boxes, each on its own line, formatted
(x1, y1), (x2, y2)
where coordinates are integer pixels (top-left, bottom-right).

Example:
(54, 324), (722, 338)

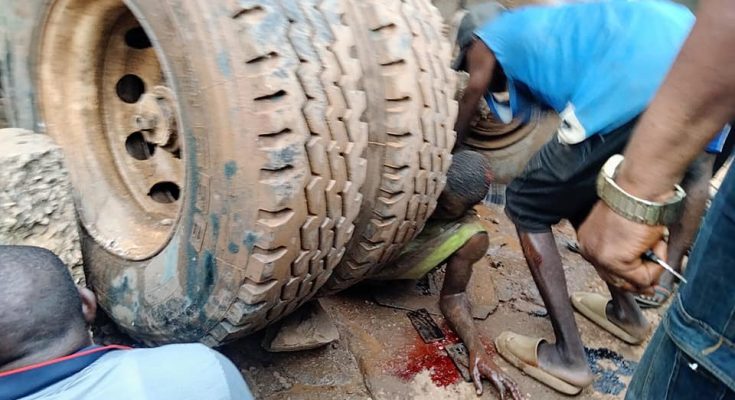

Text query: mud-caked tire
(33, 0), (367, 345)
(321, 0), (458, 294)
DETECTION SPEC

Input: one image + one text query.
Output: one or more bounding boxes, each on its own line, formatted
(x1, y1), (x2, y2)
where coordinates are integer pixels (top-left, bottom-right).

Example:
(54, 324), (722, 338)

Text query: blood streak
(390, 324), (498, 387)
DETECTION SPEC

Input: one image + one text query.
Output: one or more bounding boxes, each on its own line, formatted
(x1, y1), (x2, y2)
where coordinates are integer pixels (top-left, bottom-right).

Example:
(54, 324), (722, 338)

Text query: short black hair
(0, 246), (85, 362)
(445, 150), (493, 207)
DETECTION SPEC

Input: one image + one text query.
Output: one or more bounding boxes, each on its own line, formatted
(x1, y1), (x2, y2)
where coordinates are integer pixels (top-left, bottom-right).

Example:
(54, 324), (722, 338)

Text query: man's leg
(502, 120), (639, 389)
(517, 230), (593, 387)
(607, 285), (649, 339)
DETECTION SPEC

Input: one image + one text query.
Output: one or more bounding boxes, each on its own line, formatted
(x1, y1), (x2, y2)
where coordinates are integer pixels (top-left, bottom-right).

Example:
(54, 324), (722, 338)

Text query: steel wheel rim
(38, 0), (185, 260)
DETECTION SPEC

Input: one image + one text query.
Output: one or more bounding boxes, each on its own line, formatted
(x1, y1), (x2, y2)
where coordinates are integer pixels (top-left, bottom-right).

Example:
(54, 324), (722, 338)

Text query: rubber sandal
(634, 285), (672, 309)
(495, 331), (583, 395)
(570, 292), (646, 345)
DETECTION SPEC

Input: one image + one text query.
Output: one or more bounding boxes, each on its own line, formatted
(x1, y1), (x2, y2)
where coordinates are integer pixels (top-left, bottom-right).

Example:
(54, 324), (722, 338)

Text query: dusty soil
(221, 203), (667, 400)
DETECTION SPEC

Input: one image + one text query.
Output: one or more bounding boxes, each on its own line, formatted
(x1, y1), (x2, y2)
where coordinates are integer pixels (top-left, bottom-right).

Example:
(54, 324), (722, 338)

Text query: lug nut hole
(116, 74), (145, 103)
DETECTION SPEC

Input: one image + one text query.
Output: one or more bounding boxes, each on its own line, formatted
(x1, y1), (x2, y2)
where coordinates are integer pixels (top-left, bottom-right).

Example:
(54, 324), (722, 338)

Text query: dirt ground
(222, 203), (667, 400)
(0, 94), (7, 129)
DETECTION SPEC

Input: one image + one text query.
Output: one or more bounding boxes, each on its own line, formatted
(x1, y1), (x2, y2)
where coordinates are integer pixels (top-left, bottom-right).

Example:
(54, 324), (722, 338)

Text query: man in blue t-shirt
(453, 0), (729, 395)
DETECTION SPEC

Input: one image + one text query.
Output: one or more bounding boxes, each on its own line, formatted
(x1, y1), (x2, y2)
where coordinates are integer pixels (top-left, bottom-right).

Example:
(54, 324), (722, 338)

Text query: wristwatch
(597, 154), (686, 226)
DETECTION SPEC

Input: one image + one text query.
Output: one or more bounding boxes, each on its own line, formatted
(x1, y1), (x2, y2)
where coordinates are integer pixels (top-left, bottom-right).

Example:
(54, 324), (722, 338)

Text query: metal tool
(445, 343), (472, 382)
(407, 309), (445, 343)
(642, 250), (687, 284)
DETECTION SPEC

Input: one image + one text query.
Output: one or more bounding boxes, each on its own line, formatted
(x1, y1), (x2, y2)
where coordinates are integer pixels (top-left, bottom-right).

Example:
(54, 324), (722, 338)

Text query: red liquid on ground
(390, 323), (498, 387)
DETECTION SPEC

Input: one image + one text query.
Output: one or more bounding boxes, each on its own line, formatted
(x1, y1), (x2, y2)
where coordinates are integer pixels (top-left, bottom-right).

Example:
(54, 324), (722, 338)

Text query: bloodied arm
(440, 232), (522, 399)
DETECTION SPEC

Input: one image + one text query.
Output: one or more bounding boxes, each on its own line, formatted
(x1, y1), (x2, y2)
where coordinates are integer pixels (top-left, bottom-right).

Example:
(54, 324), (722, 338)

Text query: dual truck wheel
(0, 0), (456, 344)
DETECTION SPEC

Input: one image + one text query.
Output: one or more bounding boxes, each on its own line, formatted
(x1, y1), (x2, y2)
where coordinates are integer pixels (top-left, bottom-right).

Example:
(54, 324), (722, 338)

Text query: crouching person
(373, 150), (521, 399)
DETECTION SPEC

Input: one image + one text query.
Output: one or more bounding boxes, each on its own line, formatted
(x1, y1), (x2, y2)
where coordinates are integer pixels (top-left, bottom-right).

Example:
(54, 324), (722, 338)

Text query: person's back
(0, 246), (253, 400)
(17, 344), (249, 400)
(477, 0), (695, 142)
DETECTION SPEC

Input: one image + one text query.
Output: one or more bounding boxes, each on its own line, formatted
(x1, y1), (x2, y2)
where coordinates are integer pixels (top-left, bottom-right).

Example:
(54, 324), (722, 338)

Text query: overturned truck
(0, 0), (556, 346)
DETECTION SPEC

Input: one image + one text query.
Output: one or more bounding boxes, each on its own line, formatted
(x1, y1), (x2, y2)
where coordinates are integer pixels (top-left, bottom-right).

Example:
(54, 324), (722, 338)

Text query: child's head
(433, 150), (493, 220)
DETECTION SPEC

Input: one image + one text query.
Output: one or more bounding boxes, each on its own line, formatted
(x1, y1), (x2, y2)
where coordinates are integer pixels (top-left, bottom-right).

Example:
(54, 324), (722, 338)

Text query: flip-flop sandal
(571, 292), (646, 345)
(495, 331), (583, 395)
(634, 285), (673, 308)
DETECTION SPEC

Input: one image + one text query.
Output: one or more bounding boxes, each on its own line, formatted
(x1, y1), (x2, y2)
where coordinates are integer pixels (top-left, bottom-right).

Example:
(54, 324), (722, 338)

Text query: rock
(512, 299), (548, 317)
(521, 284), (544, 307)
(262, 300), (339, 352)
(0, 128), (83, 283)
(495, 276), (515, 303)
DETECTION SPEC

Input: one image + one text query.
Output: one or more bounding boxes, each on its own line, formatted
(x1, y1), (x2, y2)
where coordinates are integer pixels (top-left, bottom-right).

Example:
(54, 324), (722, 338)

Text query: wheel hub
(135, 86), (180, 152)
(37, 0), (185, 259)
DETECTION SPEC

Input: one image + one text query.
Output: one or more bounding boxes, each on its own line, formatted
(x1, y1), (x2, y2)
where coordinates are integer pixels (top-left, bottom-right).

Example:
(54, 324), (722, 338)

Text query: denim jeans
(626, 325), (735, 399)
(626, 165), (735, 399)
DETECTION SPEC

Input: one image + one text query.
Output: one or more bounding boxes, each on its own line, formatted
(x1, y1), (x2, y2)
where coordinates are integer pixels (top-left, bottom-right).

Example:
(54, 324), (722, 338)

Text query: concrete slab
(0, 128), (83, 283)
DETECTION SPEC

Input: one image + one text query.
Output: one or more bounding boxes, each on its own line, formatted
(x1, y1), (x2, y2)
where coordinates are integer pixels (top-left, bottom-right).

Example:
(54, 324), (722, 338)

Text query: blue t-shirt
(475, 0), (695, 143)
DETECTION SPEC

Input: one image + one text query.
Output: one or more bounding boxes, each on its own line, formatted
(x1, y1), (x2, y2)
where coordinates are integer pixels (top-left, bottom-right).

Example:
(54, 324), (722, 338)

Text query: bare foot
(537, 341), (594, 388)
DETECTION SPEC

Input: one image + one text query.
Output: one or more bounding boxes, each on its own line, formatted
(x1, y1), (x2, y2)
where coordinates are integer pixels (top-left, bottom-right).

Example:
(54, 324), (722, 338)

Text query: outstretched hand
(469, 350), (523, 399)
(578, 202), (666, 293)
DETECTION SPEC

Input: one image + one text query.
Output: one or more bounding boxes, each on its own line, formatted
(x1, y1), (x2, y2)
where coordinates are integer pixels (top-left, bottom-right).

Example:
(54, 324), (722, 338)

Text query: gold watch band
(596, 155), (686, 226)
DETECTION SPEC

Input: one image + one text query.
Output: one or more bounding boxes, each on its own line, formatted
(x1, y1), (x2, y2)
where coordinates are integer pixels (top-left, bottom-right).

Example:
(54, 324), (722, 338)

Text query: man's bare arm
(440, 233), (521, 399)
(440, 233), (486, 353)
(617, 0), (735, 200)
(454, 42), (496, 147)
(579, 0), (735, 291)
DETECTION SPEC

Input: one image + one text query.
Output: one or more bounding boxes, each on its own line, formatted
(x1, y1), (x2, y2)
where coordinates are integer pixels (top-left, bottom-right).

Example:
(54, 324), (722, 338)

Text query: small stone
(262, 301), (339, 352)
(512, 299), (548, 317)
(495, 277), (514, 302)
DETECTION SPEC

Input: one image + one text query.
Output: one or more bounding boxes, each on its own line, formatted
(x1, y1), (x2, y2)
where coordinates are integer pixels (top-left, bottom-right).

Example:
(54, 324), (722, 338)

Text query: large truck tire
(23, 0), (367, 345)
(321, 0), (457, 294)
(0, 0), (47, 130)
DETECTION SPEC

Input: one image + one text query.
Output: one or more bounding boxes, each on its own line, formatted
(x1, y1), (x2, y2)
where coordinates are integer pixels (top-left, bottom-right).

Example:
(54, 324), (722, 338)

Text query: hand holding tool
(642, 250), (687, 284)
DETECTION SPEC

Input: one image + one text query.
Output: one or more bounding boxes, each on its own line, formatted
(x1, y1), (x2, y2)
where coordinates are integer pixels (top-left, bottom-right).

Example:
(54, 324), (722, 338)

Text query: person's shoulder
(116, 344), (253, 399)
(121, 343), (225, 368)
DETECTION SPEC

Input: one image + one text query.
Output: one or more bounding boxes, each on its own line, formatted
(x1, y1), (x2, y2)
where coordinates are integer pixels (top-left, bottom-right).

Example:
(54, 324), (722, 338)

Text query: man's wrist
(616, 159), (678, 202)
(597, 155), (686, 226)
